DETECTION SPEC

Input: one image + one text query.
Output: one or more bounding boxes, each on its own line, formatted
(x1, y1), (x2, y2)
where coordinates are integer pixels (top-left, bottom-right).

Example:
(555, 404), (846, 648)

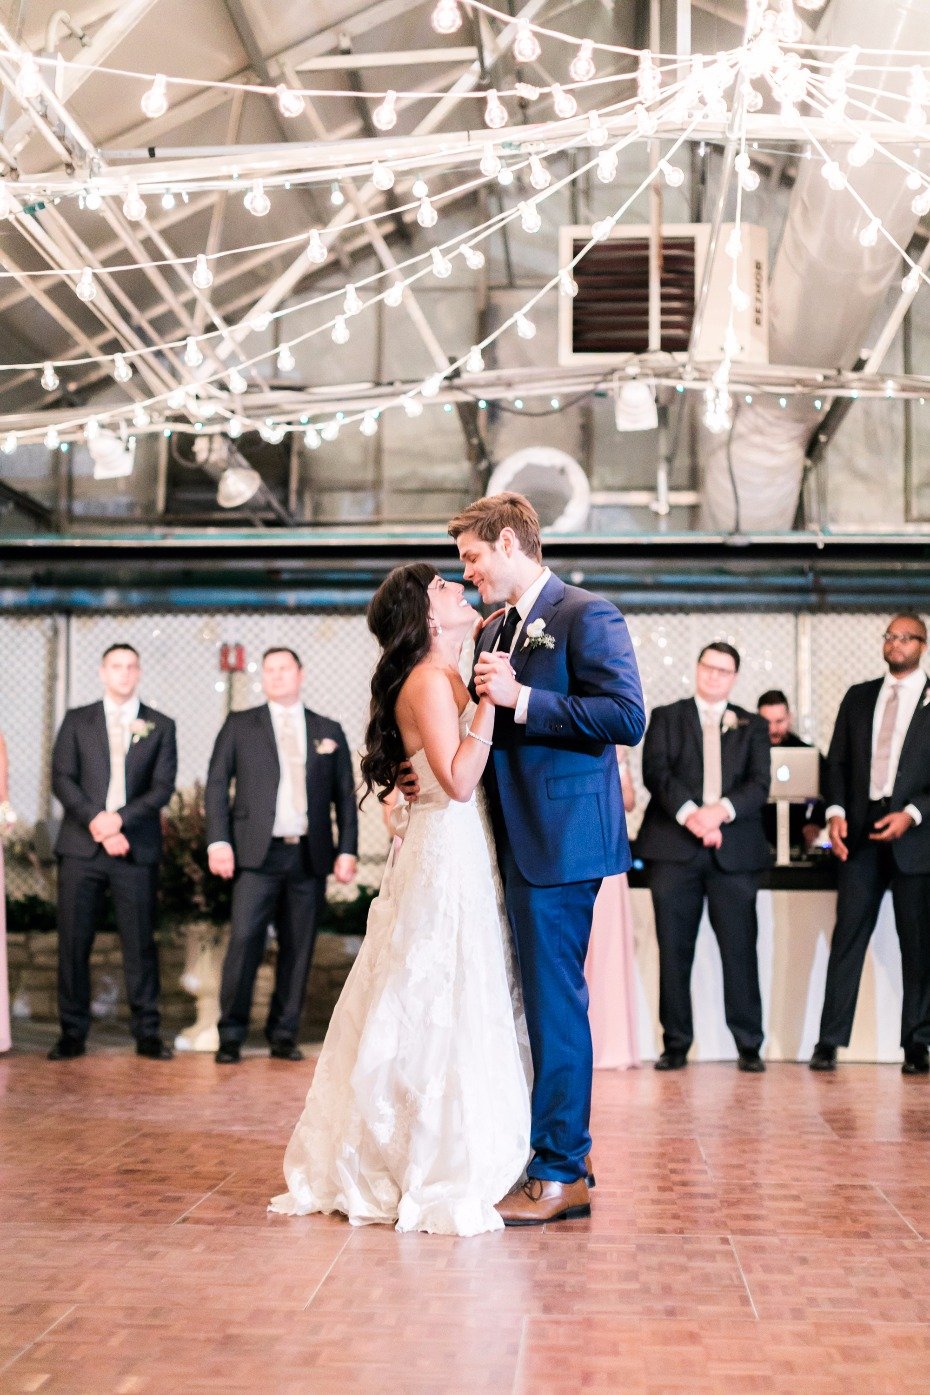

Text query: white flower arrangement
(314, 737), (338, 754)
(129, 718), (156, 744)
(523, 618), (555, 651)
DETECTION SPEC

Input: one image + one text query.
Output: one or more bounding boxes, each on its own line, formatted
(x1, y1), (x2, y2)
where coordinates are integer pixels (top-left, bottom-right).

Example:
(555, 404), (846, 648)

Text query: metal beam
(0, 473), (54, 525)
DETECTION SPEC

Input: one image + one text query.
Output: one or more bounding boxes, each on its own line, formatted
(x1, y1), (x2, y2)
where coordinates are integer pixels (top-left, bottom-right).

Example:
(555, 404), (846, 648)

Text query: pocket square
(314, 737), (338, 755)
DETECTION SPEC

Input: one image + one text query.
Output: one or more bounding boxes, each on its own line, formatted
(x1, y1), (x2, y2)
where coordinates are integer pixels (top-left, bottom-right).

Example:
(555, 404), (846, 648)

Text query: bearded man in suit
(50, 642), (177, 1061)
(206, 647), (358, 1064)
(638, 642), (772, 1072)
(810, 615), (930, 1075)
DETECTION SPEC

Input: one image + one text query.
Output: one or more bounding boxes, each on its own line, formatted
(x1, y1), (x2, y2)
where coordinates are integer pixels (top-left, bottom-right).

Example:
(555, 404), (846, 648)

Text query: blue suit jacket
(476, 574), (645, 887)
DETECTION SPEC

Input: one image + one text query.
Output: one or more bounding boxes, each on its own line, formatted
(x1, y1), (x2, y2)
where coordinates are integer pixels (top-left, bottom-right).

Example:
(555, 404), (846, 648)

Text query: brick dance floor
(2, 1042), (929, 1394)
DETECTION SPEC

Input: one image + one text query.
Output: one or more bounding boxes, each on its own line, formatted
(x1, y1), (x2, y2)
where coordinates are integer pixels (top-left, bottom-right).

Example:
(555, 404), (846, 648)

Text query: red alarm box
(219, 643), (246, 673)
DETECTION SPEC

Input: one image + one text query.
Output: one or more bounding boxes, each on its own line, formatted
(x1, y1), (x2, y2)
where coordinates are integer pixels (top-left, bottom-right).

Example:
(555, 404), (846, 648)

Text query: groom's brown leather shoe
(496, 1177), (591, 1227)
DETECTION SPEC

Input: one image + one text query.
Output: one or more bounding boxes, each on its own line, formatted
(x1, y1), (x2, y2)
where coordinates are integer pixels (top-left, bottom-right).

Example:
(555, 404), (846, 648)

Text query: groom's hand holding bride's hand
(474, 651), (520, 708)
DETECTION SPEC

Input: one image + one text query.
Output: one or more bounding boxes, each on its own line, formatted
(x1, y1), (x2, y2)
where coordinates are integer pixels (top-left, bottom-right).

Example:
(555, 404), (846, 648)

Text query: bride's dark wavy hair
(360, 562), (437, 804)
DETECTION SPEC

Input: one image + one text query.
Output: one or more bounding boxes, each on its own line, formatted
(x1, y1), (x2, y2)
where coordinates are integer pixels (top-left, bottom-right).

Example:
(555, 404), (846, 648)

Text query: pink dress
(0, 844), (10, 1052)
(585, 871), (639, 1069)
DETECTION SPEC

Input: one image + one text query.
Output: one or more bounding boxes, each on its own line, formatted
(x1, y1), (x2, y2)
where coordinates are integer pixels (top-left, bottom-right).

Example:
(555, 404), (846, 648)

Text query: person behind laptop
(757, 690), (826, 855)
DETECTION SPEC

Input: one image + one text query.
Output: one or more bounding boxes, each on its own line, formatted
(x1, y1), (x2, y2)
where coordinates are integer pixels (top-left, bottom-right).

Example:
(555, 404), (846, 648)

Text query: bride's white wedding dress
(269, 702), (532, 1236)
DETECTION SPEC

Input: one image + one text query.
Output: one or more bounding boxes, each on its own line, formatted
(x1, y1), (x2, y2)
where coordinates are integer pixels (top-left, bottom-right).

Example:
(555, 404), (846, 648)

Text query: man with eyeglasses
(638, 642), (772, 1072)
(810, 615), (930, 1076)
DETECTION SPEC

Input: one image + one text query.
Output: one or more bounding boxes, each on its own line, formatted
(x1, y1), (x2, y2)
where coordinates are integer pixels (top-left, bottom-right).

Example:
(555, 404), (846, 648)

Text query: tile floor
(1, 1038), (928, 1394)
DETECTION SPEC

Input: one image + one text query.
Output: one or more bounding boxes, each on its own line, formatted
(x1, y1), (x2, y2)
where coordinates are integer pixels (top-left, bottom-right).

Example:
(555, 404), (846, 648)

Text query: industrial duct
(699, 0), (930, 532)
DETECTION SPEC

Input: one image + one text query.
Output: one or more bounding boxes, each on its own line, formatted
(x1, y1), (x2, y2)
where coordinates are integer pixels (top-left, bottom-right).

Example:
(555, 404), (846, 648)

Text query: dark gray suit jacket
(205, 704), (358, 876)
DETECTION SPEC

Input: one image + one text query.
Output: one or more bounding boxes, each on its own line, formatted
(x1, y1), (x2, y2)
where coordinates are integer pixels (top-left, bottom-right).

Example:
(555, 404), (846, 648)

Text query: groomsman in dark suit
(206, 647), (358, 1063)
(811, 615), (930, 1075)
(638, 642), (772, 1072)
(50, 643), (177, 1060)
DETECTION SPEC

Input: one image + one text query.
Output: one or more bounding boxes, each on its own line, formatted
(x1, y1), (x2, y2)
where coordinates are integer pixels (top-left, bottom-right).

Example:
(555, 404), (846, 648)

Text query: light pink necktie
(279, 711), (308, 816)
(702, 712), (722, 805)
(871, 684), (900, 795)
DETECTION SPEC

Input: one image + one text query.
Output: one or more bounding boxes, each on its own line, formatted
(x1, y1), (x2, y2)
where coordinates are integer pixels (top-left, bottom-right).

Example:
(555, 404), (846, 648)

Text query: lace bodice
(406, 700), (477, 811)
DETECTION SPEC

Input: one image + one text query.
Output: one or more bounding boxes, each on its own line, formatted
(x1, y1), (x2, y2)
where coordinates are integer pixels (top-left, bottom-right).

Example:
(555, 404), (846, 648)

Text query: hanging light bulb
(141, 73), (168, 120)
(330, 180), (345, 206)
(416, 195), (437, 228)
(431, 0), (462, 35)
(384, 280), (405, 307)
(304, 426), (322, 449)
(16, 54), (42, 103)
(372, 90), (398, 131)
(244, 180), (271, 216)
(412, 176), (430, 199)
(360, 411), (379, 437)
(820, 159), (847, 191)
(907, 169), (923, 192)
(306, 228), (327, 264)
(421, 373), (443, 397)
(113, 354), (132, 383)
(725, 227), (742, 259)
(660, 160), (685, 188)
(484, 89), (508, 129)
(227, 416), (243, 439)
(261, 421), (286, 444)
(637, 49), (662, 104)
(703, 383), (732, 434)
(276, 83), (305, 118)
(591, 217), (613, 242)
(596, 149), (618, 183)
(276, 344), (296, 373)
(133, 405), (151, 428)
(776, 0), (803, 44)
(184, 337), (204, 368)
(734, 152), (760, 192)
(848, 135), (875, 168)
(228, 368), (249, 394)
(40, 361), (59, 392)
(586, 111), (608, 147)
(858, 217), (880, 247)
(343, 284), (362, 316)
(2, 432), (16, 455)
(431, 247), (453, 277)
(559, 268), (579, 297)
(551, 84), (577, 119)
(569, 40), (596, 84)
(249, 311), (272, 333)
(912, 188), (930, 216)
(371, 160), (394, 191)
(84, 417), (101, 442)
(903, 266), (922, 294)
(742, 82), (764, 114)
(84, 185), (102, 212)
(403, 396), (424, 417)
(497, 164), (514, 187)
(167, 387), (186, 409)
(44, 426), (60, 450)
(192, 254), (213, 290)
(75, 267), (96, 302)
(513, 20), (541, 64)
(516, 312), (537, 340)
(528, 155), (551, 191)
(320, 420), (340, 441)
(461, 244), (485, 270)
(122, 183), (146, 222)
(480, 143), (502, 178)
(161, 190), (176, 210)
(465, 345), (484, 373)
(519, 201), (542, 234)
(331, 316), (350, 345)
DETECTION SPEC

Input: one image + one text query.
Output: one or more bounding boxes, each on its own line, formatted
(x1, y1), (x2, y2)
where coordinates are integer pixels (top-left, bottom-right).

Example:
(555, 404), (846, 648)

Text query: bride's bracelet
(465, 726), (493, 748)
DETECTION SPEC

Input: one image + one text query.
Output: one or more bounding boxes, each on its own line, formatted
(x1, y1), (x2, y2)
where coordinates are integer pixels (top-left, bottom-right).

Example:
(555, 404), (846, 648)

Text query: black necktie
(495, 606), (521, 654)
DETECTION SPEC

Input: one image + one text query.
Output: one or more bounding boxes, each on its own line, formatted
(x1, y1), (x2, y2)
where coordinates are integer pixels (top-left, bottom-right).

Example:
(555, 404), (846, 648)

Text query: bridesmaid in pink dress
(0, 730), (11, 1053)
(585, 749), (639, 1069)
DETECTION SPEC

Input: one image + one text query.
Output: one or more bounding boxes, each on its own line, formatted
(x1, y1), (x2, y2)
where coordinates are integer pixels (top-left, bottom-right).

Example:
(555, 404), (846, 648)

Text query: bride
(269, 563), (531, 1235)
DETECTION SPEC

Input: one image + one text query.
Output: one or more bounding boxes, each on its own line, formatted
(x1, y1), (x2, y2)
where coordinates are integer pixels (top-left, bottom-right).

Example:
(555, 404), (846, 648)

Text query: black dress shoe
(269, 1041), (304, 1061)
(654, 1050), (687, 1071)
(48, 1035), (86, 1060)
(737, 1049), (765, 1073)
(809, 1043), (837, 1072)
(136, 1036), (173, 1060)
(902, 1046), (930, 1076)
(215, 1043), (241, 1064)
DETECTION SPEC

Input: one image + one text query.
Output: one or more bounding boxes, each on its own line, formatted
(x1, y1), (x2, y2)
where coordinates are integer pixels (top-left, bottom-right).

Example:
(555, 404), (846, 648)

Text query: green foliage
(5, 893), (57, 935)
(158, 782), (233, 925)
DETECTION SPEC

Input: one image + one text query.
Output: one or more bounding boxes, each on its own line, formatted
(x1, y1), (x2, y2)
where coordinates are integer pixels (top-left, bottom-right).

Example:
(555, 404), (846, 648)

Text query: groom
(450, 492), (645, 1224)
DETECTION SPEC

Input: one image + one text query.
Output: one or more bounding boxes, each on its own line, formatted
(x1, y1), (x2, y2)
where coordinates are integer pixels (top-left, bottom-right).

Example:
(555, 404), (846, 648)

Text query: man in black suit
(50, 642), (177, 1060)
(638, 642), (772, 1072)
(206, 647), (358, 1064)
(757, 689), (826, 855)
(810, 614), (930, 1076)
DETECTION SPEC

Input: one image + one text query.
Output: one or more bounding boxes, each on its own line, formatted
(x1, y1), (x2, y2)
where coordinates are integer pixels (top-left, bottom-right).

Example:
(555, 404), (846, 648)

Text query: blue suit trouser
(499, 844), (601, 1183)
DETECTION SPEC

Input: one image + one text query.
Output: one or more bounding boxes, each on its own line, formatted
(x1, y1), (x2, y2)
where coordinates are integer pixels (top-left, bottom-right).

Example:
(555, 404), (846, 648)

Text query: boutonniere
(314, 737), (338, 755)
(129, 718), (155, 744)
(523, 618), (555, 651)
(922, 689), (930, 708)
(720, 709), (748, 733)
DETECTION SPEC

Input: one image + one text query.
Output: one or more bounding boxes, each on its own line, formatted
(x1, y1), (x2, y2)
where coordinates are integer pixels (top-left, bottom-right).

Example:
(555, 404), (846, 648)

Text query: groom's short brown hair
(448, 492), (542, 562)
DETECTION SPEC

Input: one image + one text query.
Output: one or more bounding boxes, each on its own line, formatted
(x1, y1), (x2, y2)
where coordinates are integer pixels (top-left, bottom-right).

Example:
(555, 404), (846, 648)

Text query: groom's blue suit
(475, 573), (645, 1182)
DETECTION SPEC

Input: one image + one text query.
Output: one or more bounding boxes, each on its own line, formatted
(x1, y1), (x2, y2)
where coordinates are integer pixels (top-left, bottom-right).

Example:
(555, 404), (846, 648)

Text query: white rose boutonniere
(523, 618), (555, 651)
(721, 709), (739, 733)
(314, 737), (338, 755)
(922, 688), (930, 709)
(129, 718), (156, 744)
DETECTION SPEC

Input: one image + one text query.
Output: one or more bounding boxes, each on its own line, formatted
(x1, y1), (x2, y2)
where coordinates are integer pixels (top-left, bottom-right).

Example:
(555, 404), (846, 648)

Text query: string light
(2, 433), (16, 455)
(184, 337), (204, 368)
(497, 164), (514, 186)
(122, 184), (146, 222)
(133, 406), (151, 428)
(411, 176), (430, 198)
(343, 284), (363, 315)
(421, 373), (443, 397)
(912, 188), (930, 216)
(16, 54), (42, 103)
(480, 144), (502, 178)
(903, 266), (922, 293)
(161, 191), (176, 210)
(113, 354), (132, 383)
(320, 420), (340, 441)
(372, 90), (398, 131)
(305, 229), (327, 264)
(249, 311), (271, 333)
(591, 217), (613, 241)
(384, 280), (405, 307)
(569, 40), (596, 84)
(192, 254), (214, 289)
(227, 369), (249, 394)
(276, 84), (306, 118)
(330, 181), (345, 206)
(529, 155), (551, 190)
(304, 426), (322, 449)
(519, 201), (542, 233)
(40, 361), (59, 392)
(140, 74), (168, 119)
(75, 268), (96, 302)
(84, 186), (103, 212)
(244, 181), (271, 216)
(431, 0), (462, 35)
(276, 344), (296, 372)
(559, 269), (579, 297)
(44, 426), (60, 449)
(360, 411), (379, 436)
(484, 89), (508, 129)
(734, 151), (760, 192)
(858, 216), (881, 247)
(848, 135), (875, 167)
(227, 416), (243, 438)
(516, 311), (536, 340)
(586, 111), (608, 147)
(637, 50), (662, 104)
(167, 387), (186, 409)
(596, 149), (618, 183)
(403, 397), (424, 417)
(660, 160), (685, 187)
(331, 316), (350, 345)
(431, 247), (453, 277)
(907, 169), (923, 192)
(461, 244), (486, 270)
(84, 417), (101, 442)
(371, 160), (395, 191)
(466, 345), (485, 372)
(551, 84), (577, 119)
(513, 21), (542, 65)
(821, 159), (847, 190)
(725, 227), (742, 259)
(416, 195), (438, 228)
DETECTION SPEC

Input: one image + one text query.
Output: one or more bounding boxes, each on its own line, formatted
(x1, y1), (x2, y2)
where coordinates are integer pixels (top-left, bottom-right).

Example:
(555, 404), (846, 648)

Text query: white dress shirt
(825, 666), (927, 826)
(103, 695), (140, 812)
(676, 698), (737, 826)
(268, 700), (309, 838)
(501, 566), (550, 725)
